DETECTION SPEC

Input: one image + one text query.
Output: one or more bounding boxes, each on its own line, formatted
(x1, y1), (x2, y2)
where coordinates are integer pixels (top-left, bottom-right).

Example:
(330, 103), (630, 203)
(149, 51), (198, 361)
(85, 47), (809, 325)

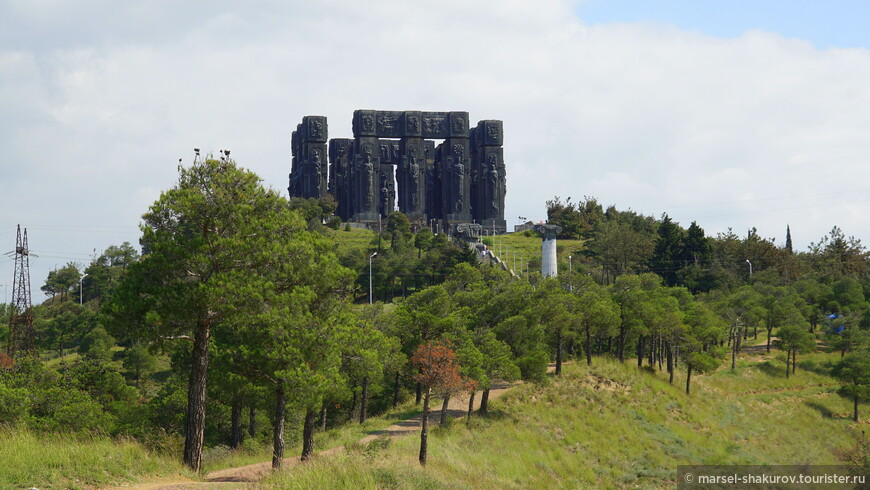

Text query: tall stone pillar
(471, 120), (506, 233)
(328, 138), (353, 220)
(289, 128), (301, 196)
(351, 110), (381, 221)
(424, 140), (440, 220)
(398, 111), (426, 219)
(441, 112), (471, 223)
(535, 224), (562, 278)
(288, 116), (328, 199)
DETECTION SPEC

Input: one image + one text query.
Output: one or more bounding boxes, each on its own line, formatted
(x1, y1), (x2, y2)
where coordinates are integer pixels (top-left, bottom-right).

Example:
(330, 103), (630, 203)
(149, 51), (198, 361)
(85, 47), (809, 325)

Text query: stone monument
(288, 110), (507, 233)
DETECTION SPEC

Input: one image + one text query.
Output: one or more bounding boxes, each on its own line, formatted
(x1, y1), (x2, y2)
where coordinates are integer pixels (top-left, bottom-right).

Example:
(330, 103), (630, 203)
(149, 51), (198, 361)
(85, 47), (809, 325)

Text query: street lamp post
(746, 259), (753, 278)
(568, 256), (573, 291)
(80, 273), (88, 305)
(369, 252), (378, 304)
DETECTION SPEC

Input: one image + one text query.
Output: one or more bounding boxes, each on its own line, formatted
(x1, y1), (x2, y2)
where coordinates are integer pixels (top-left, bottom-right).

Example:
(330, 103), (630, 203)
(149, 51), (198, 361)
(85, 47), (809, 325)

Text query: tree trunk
(657, 338), (663, 371)
(785, 349), (791, 379)
(393, 371), (401, 408)
(555, 330), (563, 375)
(183, 322), (211, 473)
(792, 350), (797, 374)
(301, 408), (317, 461)
(415, 382), (422, 405)
(248, 405), (256, 438)
(349, 384), (357, 422)
(637, 336), (645, 368)
(479, 389), (490, 415)
(766, 327), (772, 353)
(419, 387), (431, 466)
(230, 397), (243, 449)
(617, 323), (626, 363)
(440, 394), (450, 426)
(271, 388), (287, 470)
(467, 391), (475, 422)
(666, 342), (674, 385)
(359, 376), (369, 424)
(320, 403), (328, 432)
(686, 364), (692, 395)
(585, 325), (593, 366)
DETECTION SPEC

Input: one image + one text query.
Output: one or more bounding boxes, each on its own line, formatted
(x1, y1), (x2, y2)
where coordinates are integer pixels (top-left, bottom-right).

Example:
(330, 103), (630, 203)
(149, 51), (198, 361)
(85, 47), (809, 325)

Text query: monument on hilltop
(288, 110), (507, 233)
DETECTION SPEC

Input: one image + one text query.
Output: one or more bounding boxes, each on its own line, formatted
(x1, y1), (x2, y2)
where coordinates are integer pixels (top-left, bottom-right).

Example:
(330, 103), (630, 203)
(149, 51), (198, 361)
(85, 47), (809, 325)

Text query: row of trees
(547, 196), (870, 294)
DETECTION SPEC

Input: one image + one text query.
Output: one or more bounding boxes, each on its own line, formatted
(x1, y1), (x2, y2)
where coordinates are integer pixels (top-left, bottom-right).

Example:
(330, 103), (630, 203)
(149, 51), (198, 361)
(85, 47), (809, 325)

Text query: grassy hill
(488, 231), (585, 275)
(325, 224), (586, 277)
(262, 350), (860, 489)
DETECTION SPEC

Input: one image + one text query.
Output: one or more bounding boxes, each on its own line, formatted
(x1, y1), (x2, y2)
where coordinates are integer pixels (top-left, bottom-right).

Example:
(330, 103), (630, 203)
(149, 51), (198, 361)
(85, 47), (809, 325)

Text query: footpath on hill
(108, 365), (556, 489)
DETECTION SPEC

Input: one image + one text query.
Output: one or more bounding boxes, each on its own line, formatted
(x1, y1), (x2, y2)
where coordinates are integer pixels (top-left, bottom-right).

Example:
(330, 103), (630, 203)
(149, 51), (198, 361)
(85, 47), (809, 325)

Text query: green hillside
(263, 350), (860, 489)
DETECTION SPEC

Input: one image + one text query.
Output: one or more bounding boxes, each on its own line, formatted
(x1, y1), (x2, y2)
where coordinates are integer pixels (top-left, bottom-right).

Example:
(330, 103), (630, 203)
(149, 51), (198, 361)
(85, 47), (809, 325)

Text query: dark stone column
(471, 120), (506, 233)
(329, 139), (353, 220)
(351, 110), (381, 222)
(424, 140), (440, 221)
(289, 115), (328, 199)
(397, 112), (426, 220)
(288, 128), (300, 196)
(379, 163), (395, 216)
(441, 137), (471, 223)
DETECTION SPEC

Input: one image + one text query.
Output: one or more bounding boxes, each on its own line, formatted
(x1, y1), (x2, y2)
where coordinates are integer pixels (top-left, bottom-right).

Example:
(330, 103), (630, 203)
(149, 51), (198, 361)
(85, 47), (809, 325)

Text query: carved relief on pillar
(398, 138), (425, 217)
(441, 138), (470, 221)
(361, 145), (376, 210)
(379, 164), (395, 216)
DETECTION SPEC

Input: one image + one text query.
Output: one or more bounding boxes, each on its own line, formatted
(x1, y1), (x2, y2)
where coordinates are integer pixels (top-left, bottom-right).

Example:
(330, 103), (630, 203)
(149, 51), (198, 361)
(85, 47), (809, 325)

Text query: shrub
(0, 380), (28, 424)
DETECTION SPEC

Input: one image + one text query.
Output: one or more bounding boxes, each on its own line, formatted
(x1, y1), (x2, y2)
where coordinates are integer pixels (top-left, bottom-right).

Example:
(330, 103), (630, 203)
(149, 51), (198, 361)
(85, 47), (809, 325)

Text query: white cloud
(2, 0), (870, 300)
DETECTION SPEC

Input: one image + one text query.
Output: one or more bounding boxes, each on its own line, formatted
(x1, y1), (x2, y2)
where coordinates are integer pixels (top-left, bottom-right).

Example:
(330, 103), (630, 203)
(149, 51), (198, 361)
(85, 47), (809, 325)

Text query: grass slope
(326, 226), (376, 257)
(490, 232), (585, 274)
(263, 352), (859, 489)
(0, 429), (187, 489)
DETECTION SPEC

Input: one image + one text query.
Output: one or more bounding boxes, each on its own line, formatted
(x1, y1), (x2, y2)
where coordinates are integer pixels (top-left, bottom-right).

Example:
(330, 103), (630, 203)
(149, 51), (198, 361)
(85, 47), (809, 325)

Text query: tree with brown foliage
(411, 340), (466, 466)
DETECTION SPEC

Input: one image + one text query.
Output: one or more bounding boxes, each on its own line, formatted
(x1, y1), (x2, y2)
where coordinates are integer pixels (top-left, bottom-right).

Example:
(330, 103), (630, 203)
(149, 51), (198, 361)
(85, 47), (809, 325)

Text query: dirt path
(108, 365), (555, 489)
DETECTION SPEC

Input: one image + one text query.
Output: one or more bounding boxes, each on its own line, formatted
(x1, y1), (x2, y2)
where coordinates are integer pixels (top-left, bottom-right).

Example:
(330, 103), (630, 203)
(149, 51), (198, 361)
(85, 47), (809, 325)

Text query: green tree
(123, 343), (158, 388)
(108, 158), (336, 472)
(713, 286), (763, 370)
(775, 324), (814, 377)
(78, 326), (116, 361)
(41, 263), (82, 303)
(809, 226), (869, 280)
(833, 353), (870, 422)
(684, 350), (720, 395)
(648, 214), (685, 287)
(82, 242), (139, 304)
(584, 221), (654, 276)
(567, 275), (619, 366)
(755, 284), (808, 353)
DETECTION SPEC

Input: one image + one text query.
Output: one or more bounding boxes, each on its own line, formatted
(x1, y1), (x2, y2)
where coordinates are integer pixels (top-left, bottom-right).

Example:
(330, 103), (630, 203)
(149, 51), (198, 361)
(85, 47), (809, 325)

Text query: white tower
(534, 224), (562, 278)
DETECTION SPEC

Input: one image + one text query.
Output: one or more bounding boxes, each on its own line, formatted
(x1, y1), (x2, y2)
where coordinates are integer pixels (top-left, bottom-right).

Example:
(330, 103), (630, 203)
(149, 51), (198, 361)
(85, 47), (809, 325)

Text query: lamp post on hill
(369, 252), (378, 304)
(80, 273), (88, 305)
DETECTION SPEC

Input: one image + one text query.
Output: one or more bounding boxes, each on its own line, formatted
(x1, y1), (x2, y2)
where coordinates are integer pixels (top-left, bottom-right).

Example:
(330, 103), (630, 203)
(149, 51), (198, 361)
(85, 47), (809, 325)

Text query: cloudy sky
(2, 0), (870, 303)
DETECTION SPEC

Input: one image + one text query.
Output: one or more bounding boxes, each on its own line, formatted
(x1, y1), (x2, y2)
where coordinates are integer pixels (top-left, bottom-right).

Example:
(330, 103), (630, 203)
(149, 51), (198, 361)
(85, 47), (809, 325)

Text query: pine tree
(785, 225), (793, 254)
(648, 214), (685, 287)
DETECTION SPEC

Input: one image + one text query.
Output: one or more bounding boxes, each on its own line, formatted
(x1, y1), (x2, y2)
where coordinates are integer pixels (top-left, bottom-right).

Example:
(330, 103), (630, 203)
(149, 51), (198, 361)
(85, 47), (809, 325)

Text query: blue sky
(577, 0), (870, 49)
